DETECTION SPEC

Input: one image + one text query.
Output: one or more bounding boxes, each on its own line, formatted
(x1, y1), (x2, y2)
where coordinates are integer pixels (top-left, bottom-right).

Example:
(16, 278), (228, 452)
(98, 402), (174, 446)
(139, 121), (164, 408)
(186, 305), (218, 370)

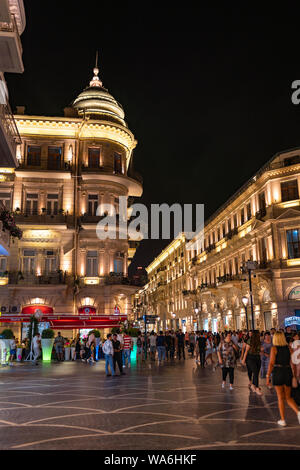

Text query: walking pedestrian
(54, 331), (64, 361)
(266, 331), (300, 426)
(102, 334), (115, 377)
(217, 332), (238, 390)
(32, 333), (41, 363)
(136, 331), (143, 364)
(122, 331), (133, 368)
(112, 334), (125, 375)
(149, 331), (157, 361)
(261, 332), (272, 382)
(189, 331), (196, 357)
(197, 331), (207, 368)
(9, 335), (16, 366)
(169, 330), (176, 360)
(242, 330), (263, 395)
(176, 329), (185, 360)
(156, 331), (166, 364)
(165, 330), (171, 360)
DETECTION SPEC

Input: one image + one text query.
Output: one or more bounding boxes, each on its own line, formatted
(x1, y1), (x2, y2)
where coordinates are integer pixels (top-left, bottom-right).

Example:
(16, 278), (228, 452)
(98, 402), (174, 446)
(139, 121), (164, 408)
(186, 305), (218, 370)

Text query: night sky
(6, 4), (300, 273)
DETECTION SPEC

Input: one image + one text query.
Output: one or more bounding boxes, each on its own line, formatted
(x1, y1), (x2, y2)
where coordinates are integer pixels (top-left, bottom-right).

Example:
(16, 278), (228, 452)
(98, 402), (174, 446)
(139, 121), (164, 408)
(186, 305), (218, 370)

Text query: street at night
(0, 357), (300, 451)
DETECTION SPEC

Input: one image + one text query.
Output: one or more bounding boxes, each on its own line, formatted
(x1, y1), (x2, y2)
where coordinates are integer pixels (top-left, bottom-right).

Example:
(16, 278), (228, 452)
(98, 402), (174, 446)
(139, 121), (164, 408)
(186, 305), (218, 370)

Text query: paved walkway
(0, 357), (300, 450)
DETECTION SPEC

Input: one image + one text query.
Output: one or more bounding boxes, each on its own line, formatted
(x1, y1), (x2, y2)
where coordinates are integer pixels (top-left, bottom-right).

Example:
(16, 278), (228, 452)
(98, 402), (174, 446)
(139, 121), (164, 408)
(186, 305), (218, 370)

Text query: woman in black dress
(266, 331), (300, 426)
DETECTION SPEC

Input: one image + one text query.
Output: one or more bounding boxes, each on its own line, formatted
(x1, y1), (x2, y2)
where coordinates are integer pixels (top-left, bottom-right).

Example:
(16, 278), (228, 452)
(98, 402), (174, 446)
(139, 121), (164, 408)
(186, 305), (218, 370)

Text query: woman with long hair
(242, 329), (263, 395)
(266, 331), (300, 426)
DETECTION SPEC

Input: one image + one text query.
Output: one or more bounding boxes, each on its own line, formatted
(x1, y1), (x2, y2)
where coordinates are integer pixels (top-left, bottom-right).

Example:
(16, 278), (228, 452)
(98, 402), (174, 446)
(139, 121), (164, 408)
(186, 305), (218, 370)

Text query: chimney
(16, 106), (25, 115)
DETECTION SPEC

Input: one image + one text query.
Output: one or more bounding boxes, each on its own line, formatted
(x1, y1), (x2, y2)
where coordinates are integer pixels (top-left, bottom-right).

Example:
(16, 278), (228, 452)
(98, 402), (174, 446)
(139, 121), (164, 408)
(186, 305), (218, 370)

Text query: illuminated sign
(284, 316), (300, 327)
(289, 286), (300, 300)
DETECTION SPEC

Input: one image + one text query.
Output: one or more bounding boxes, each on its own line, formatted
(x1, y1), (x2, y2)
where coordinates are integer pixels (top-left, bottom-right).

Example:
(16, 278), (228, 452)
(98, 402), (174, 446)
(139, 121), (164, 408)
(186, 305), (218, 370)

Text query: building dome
(72, 64), (126, 126)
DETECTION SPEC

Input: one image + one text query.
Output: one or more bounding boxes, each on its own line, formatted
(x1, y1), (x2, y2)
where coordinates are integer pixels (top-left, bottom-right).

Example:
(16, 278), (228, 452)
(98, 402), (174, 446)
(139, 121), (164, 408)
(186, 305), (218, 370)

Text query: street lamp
(241, 261), (257, 329)
(241, 296), (249, 330)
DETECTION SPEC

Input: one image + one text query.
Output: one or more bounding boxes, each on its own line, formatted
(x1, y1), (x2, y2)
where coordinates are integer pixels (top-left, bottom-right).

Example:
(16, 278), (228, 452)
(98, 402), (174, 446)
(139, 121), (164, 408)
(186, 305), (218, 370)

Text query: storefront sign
(288, 286), (300, 300)
(284, 316), (300, 327)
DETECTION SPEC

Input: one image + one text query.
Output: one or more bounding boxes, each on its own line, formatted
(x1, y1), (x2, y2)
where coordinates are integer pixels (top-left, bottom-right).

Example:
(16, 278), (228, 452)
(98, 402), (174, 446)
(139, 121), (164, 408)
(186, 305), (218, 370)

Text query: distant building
(134, 149), (300, 331)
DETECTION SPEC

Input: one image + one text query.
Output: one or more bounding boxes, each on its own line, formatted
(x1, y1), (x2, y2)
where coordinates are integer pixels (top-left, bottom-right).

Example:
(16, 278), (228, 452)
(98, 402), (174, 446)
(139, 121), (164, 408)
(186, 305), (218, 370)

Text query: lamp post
(241, 261), (257, 330)
(241, 296), (249, 330)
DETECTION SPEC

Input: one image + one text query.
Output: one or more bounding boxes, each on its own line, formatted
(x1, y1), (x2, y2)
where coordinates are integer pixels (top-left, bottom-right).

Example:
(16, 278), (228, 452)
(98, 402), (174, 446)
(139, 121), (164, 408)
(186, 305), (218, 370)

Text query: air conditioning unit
(1, 305), (9, 313)
(10, 305), (20, 314)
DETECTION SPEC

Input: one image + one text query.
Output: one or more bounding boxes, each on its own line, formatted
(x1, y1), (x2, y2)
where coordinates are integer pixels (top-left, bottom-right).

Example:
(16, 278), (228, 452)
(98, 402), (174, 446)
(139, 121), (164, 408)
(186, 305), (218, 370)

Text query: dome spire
(89, 51), (103, 87)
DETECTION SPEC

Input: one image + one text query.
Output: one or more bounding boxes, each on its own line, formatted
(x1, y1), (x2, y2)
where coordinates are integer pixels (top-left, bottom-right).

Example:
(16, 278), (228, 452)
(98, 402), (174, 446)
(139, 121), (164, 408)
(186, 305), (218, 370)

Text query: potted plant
(0, 328), (14, 365)
(41, 328), (55, 362)
(16, 342), (23, 362)
(64, 338), (71, 360)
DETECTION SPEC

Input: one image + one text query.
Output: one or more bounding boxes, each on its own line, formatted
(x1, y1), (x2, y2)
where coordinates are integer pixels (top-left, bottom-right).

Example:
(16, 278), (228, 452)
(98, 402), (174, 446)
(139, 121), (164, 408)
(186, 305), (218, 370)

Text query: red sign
(78, 306), (96, 315)
(22, 305), (53, 315)
(0, 313), (127, 329)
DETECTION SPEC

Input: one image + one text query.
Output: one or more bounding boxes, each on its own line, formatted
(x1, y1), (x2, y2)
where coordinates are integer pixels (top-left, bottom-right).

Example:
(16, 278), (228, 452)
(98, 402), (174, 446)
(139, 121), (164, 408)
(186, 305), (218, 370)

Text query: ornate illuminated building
(0, 61), (143, 336)
(134, 149), (300, 332)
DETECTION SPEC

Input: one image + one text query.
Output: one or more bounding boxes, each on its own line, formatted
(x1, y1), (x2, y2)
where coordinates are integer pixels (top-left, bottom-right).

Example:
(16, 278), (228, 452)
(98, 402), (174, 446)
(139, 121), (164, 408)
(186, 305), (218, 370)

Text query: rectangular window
(247, 202), (252, 220)
(27, 145), (41, 166)
(0, 257), (7, 273)
(217, 227), (221, 241)
(233, 214), (238, 228)
(287, 229), (300, 259)
(222, 222), (226, 238)
(240, 208), (245, 226)
(88, 194), (98, 216)
(48, 146), (62, 170)
(88, 148), (100, 168)
(86, 251), (98, 277)
(23, 249), (36, 273)
(281, 180), (299, 202)
(114, 259), (123, 274)
(45, 250), (57, 273)
(0, 192), (11, 210)
(259, 191), (266, 210)
(114, 153), (122, 174)
(46, 194), (59, 215)
(26, 193), (38, 215)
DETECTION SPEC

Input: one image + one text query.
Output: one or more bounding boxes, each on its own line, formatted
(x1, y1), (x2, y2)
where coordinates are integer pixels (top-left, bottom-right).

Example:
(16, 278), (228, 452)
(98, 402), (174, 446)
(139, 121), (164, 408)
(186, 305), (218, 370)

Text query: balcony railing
(8, 271), (72, 286)
(104, 272), (144, 287)
(0, 101), (21, 160)
(0, 13), (22, 54)
(14, 212), (69, 225)
(217, 274), (241, 284)
(17, 161), (72, 171)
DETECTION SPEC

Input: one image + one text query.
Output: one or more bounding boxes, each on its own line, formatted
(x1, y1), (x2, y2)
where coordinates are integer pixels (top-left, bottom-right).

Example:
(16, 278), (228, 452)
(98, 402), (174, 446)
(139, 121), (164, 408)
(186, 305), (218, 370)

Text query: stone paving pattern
(0, 357), (300, 450)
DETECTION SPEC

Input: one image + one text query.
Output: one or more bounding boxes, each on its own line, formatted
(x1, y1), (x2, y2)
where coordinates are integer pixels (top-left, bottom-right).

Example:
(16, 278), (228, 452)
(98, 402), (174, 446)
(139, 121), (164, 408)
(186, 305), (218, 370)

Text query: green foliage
(89, 329), (101, 338)
(125, 327), (140, 337)
(0, 328), (14, 339)
(41, 329), (55, 339)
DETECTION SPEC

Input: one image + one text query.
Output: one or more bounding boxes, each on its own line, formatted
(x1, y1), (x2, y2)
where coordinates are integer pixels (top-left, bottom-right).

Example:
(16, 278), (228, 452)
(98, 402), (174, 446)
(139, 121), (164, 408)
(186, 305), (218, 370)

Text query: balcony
(7, 271), (72, 286)
(14, 212), (71, 228)
(0, 13), (23, 73)
(16, 161), (72, 179)
(0, 101), (21, 167)
(81, 166), (142, 197)
(216, 274), (242, 288)
(104, 272), (145, 287)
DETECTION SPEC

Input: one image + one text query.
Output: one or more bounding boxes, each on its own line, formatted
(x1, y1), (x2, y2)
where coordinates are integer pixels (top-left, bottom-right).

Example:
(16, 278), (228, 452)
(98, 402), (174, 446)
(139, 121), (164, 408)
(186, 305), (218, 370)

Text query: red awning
(0, 314), (127, 329)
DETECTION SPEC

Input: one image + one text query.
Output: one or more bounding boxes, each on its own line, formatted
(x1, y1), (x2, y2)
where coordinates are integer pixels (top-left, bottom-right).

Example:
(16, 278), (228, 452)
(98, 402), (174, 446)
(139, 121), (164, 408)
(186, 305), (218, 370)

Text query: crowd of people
(4, 324), (300, 427)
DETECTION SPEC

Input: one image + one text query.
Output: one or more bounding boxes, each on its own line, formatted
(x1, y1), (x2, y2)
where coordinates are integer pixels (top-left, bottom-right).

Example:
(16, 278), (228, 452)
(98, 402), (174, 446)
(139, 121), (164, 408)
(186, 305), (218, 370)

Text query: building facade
(0, 62), (143, 338)
(0, 0), (26, 257)
(134, 149), (300, 332)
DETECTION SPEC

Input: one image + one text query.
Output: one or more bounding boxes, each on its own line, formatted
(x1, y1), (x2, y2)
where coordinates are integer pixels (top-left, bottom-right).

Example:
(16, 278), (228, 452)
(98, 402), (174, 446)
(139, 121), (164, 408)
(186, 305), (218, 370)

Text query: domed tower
(73, 57), (143, 317)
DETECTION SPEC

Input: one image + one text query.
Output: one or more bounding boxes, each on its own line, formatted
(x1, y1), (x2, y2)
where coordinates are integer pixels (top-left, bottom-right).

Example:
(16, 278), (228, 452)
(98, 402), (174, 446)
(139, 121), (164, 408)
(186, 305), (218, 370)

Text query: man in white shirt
(32, 333), (41, 362)
(102, 334), (115, 377)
